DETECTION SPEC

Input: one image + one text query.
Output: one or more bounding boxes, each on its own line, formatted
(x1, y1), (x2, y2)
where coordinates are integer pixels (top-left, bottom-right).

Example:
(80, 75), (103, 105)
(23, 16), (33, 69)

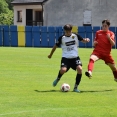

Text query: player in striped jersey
(48, 24), (90, 92)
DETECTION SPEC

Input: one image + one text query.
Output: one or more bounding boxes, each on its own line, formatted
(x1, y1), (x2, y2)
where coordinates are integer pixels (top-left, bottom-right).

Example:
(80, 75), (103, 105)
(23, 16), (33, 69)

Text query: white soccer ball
(60, 83), (70, 92)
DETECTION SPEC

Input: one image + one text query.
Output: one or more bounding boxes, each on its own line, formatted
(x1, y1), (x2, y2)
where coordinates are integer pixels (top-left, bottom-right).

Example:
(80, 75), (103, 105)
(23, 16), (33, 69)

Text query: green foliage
(0, 11), (13, 25)
(0, 0), (13, 25)
(0, 47), (117, 117)
(0, 0), (9, 14)
(5, 0), (13, 10)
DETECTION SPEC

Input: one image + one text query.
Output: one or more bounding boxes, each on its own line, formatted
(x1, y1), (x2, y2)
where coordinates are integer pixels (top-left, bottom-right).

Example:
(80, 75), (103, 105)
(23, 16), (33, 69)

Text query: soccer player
(85, 19), (117, 82)
(48, 24), (90, 92)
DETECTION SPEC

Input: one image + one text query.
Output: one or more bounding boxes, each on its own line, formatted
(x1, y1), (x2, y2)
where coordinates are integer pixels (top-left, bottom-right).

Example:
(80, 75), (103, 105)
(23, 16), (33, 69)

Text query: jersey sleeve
(76, 34), (83, 41)
(56, 36), (62, 46)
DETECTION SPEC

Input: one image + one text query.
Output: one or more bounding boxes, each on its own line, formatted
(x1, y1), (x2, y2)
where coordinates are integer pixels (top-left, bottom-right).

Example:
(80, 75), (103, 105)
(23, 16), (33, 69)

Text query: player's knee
(76, 66), (82, 74)
(60, 68), (67, 74)
(90, 55), (98, 61)
(108, 64), (117, 71)
(112, 67), (117, 71)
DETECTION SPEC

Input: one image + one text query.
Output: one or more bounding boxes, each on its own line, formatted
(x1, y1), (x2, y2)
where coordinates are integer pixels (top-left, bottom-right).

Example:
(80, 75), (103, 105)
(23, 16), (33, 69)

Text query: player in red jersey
(85, 19), (117, 82)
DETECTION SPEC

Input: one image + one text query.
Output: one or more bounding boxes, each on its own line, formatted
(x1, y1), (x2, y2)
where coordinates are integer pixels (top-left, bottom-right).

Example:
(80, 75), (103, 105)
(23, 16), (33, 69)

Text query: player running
(48, 24), (90, 92)
(85, 19), (117, 82)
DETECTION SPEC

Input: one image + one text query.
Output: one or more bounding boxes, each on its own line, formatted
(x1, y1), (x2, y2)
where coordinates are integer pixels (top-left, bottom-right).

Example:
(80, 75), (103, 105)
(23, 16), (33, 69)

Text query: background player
(85, 19), (117, 82)
(48, 24), (90, 92)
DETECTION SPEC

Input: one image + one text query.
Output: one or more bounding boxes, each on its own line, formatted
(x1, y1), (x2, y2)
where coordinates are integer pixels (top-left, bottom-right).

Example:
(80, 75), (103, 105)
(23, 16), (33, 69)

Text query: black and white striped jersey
(56, 33), (83, 58)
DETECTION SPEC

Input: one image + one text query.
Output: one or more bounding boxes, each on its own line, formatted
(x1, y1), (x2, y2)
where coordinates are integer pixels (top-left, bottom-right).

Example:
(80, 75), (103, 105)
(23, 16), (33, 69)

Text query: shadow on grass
(80, 89), (114, 93)
(34, 89), (114, 93)
(34, 90), (61, 92)
(34, 90), (75, 93)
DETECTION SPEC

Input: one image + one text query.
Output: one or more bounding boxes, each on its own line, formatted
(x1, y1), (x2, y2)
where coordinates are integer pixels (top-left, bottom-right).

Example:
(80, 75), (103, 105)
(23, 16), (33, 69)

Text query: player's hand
(85, 38), (90, 42)
(107, 34), (110, 39)
(93, 41), (98, 46)
(48, 55), (51, 58)
(83, 38), (90, 43)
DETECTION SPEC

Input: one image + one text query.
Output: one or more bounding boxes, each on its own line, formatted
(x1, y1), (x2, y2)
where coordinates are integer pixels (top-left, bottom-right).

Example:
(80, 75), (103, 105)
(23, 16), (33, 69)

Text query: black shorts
(60, 57), (82, 71)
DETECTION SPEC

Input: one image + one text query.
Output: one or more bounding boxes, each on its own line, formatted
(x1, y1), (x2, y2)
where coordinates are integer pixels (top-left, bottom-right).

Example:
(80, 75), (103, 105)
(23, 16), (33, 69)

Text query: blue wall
(0, 25), (116, 48)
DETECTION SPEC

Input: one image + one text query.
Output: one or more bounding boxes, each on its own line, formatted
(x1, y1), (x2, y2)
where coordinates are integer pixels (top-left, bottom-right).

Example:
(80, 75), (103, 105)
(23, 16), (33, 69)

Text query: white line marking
(0, 108), (75, 116)
(0, 106), (112, 116)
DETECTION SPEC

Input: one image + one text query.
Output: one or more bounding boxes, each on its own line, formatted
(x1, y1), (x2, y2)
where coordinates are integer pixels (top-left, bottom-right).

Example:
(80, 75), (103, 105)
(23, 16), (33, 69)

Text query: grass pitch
(0, 47), (117, 117)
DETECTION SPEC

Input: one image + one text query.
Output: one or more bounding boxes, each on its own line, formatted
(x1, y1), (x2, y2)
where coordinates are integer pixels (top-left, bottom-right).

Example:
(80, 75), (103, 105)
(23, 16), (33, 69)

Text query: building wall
(44, 0), (117, 26)
(13, 5), (42, 26)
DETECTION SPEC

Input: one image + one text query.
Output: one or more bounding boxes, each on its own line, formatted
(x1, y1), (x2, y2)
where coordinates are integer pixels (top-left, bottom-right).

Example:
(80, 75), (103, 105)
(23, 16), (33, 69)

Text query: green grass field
(0, 47), (117, 117)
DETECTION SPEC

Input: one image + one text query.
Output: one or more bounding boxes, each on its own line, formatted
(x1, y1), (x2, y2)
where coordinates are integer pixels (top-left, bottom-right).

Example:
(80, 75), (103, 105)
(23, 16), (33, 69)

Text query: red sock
(88, 59), (94, 72)
(113, 70), (117, 78)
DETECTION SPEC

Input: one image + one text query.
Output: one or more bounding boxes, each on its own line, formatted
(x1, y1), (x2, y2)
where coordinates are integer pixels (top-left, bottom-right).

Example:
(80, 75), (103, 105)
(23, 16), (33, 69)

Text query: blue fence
(0, 25), (116, 48)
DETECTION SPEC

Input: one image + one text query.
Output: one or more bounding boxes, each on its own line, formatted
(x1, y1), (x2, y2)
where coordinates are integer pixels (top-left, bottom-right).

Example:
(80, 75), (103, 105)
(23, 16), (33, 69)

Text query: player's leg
(73, 65), (82, 92)
(71, 57), (82, 92)
(53, 57), (70, 86)
(105, 54), (117, 82)
(107, 63), (117, 82)
(85, 54), (99, 78)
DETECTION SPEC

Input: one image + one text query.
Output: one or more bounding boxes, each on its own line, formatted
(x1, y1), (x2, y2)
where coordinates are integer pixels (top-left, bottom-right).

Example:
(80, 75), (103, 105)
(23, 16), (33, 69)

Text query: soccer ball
(60, 83), (70, 92)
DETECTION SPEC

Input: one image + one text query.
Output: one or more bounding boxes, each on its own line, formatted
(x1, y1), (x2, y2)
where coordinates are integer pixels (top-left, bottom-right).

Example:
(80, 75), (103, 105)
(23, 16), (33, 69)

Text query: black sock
(74, 74), (82, 89)
(57, 71), (63, 81)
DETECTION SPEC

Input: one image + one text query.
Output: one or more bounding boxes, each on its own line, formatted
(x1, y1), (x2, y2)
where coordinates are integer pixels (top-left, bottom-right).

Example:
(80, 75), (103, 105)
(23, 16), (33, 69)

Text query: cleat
(85, 71), (92, 79)
(114, 78), (117, 82)
(53, 79), (59, 87)
(73, 89), (80, 93)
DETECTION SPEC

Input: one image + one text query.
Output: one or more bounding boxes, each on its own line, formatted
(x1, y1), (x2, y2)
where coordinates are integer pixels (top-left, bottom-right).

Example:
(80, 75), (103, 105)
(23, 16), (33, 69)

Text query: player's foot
(85, 71), (92, 79)
(114, 78), (117, 82)
(53, 79), (59, 87)
(73, 89), (80, 93)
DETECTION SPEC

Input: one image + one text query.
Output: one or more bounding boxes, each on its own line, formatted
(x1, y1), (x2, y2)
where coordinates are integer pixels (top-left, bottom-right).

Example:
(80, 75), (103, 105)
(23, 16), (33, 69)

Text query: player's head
(64, 24), (72, 31)
(102, 19), (110, 31)
(63, 24), (72, 36)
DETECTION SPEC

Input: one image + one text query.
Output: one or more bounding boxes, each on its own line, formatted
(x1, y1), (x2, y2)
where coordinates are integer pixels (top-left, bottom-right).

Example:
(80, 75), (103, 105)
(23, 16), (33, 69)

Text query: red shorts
(91, 51), (115, 64)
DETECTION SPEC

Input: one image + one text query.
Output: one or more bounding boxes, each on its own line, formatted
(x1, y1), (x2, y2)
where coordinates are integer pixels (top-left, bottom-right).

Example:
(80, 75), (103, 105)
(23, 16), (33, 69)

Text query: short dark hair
(102, 19), (110, 26)
(63, 24), (72, 31)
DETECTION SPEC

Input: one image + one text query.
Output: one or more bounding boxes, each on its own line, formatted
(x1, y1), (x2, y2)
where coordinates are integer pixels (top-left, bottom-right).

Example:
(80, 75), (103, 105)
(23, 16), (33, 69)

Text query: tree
(0, 11), (13, 25)
(5, 0), (14, 10)
(0, 0), (13, 25)
(0, 0), (9, 14)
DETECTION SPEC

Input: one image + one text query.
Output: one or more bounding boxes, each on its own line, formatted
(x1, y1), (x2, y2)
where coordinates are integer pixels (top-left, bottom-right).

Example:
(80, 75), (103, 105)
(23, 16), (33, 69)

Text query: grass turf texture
(0, 47), (117, 117)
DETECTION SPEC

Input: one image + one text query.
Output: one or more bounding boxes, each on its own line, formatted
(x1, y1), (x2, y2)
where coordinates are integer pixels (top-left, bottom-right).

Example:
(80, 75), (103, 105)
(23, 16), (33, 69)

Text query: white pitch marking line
(0, 106), (112, 116)
(0, 108), (79, 116)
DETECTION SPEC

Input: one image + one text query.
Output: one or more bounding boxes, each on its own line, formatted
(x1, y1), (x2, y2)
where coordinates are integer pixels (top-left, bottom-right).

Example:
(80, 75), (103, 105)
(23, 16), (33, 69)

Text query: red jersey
(93, 30), (115, 54)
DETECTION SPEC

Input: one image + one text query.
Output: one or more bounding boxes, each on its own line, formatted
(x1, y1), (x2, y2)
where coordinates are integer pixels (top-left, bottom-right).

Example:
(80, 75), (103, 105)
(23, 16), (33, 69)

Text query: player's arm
(48, 45), (57, 59)
(48, 36), (62, 59)
(93, 32), (98, 47)
(76, 34), (90, 43)
(107, 33), (115, 46)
